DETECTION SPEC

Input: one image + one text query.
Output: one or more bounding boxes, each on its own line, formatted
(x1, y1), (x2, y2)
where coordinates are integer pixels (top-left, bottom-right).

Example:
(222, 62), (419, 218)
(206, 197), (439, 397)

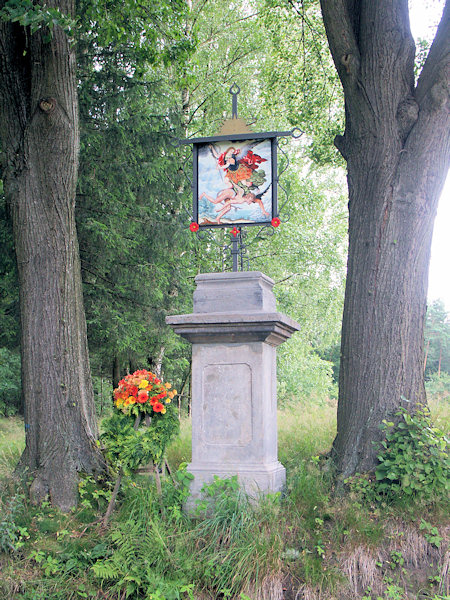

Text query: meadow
(0, 396), (448, 600)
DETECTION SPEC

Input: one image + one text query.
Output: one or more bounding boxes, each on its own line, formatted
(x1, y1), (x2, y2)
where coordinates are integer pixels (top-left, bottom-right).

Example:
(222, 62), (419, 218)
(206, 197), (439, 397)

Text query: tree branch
(319, 0), (360, 88)
(415, 0), (450, 110)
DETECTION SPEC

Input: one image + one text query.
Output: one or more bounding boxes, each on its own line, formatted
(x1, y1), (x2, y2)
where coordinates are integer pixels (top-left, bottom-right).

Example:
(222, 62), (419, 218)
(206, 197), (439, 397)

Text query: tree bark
(319, 0), (450, 476)
(0, 0), (104, 510)
(112, 355), (121, 389)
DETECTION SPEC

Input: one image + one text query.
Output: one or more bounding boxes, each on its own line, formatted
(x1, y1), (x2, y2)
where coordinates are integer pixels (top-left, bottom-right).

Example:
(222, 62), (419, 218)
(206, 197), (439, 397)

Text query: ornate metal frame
(177, 85), (302, 271)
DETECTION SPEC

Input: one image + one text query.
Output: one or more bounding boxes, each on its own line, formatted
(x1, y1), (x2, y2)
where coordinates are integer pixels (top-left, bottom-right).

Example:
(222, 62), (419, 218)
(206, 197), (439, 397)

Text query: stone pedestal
(166, 272), (299, 509)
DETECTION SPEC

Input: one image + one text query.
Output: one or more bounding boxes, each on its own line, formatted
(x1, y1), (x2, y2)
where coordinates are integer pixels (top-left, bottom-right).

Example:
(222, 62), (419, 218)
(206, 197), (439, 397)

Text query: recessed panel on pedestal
(166, 271), (300, 509)
(202, 363), (252, 447)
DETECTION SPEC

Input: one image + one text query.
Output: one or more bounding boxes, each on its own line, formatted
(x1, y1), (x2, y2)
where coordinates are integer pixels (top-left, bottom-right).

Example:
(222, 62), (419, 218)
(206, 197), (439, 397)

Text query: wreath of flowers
(113, 369), (177, 417)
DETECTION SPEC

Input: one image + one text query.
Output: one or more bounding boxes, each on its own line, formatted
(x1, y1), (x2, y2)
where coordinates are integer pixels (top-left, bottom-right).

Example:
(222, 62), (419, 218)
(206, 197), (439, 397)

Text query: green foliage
(0, 0), (348, 405)
(78, 0), (193, 66)
(76, 0), (195, 382)
(0, 492), (28, 552)
(277, 339), (336, 403)
(0, 0), (77, 37)
(0, 347), (21, 416)
(375, 405), (449, 502)
(188, 477), (285, 597)
(424, 300), (450, 378)
(1, 401), (449, 600)
(78, 474), (113, 512)
(0, 193), (19, 349)
(91, 470), (194, 599)
(91, 374), (113, 417)
(419, 519), (443, 548)
(426, 371), (450, 400)
(101, 406), (180, 474)
(260, 0), (344, 165)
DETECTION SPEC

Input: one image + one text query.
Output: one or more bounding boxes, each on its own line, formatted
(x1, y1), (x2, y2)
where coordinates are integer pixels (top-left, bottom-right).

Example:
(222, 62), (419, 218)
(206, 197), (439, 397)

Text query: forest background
(0, 0), (448, 418)
(0, 1), (449, 598)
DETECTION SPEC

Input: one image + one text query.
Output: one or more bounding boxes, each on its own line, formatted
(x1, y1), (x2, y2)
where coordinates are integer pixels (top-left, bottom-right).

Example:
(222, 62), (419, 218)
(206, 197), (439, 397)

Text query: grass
(0, 396), (448, 600)
(0, 416), (24, 479)
(278, 398), (337, 467)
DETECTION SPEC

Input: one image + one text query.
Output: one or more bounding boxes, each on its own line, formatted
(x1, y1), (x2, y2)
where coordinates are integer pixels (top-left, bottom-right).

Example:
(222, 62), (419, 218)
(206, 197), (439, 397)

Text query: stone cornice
(165, 312), (300, 346)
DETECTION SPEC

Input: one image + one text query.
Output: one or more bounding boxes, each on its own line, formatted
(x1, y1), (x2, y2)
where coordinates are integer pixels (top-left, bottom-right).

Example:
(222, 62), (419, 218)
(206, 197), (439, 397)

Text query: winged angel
(198, 141), (272, 225)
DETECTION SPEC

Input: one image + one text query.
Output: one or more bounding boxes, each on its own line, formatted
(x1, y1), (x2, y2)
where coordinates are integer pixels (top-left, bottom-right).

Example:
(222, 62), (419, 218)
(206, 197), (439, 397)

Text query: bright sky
(409, 0), (450, 311)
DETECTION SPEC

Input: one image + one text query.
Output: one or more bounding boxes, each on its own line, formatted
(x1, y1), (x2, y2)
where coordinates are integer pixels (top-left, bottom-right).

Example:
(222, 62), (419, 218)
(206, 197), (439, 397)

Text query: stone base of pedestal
(184, 461), (286, 512)
(166, 272), (299, 512)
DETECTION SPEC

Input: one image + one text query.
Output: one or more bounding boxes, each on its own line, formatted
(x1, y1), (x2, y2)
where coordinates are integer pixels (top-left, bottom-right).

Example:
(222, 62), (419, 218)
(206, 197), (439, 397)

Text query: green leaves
(101, 407), (180, 474)
(0, 0), (77, 37)
(374, 405), (450, 502)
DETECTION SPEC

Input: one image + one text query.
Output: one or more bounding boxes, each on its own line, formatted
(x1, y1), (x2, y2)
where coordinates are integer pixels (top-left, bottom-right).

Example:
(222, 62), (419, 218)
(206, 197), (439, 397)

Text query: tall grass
(278, 399), (337, 467)
(0, 396), (448, 600)
(0, 417), (24, 479)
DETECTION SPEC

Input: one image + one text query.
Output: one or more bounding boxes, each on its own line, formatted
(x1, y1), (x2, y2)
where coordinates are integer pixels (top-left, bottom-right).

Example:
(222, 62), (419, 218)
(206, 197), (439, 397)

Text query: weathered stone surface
(166, 271), (300, 510)
(193, 271), (277, 314)
(165, 312), (299, 345)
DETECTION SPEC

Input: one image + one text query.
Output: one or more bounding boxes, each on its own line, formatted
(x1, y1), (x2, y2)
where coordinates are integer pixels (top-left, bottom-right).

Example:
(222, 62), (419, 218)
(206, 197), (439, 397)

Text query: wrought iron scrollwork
(176, 86), (304, 272)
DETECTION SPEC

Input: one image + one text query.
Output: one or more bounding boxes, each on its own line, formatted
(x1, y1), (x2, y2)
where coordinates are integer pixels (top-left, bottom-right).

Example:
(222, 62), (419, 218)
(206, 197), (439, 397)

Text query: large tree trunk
(319, 0), (450, 477)
(0, 1), (104, 510)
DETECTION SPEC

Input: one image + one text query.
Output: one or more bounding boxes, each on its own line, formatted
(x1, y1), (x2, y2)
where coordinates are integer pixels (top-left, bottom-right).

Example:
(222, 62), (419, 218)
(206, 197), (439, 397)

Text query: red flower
(189, 222), (199, 232)
(271, 217), (281, 228)
(137, 390), (149, 404)
(153, 401), (164, 413)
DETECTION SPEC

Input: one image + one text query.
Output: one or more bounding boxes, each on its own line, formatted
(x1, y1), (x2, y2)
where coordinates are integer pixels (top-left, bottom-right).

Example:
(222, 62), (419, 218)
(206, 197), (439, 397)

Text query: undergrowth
(0, 399), (448, 600)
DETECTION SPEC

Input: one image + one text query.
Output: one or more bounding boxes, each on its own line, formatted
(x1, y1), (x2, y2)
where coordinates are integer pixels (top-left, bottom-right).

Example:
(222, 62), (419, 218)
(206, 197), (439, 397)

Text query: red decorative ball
(271, 217), (281, 228)
(189, 222), (199, 232)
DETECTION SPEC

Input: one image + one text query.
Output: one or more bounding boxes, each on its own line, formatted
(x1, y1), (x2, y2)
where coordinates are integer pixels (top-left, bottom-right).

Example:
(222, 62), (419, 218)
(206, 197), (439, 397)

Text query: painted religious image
(197, 138), (273, 226)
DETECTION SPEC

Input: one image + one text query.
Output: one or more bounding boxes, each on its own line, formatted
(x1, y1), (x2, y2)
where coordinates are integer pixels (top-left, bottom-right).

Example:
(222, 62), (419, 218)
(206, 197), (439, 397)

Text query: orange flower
(137, 390), (149, 404)
(153, 401), (164, 413)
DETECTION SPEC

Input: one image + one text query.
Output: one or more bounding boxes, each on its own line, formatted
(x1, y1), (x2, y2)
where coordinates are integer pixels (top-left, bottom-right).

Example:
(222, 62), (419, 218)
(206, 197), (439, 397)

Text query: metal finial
(229, 83), (240, 118)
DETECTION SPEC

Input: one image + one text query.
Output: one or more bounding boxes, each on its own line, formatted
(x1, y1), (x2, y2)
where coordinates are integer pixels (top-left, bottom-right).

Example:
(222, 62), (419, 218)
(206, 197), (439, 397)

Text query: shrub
(374, 405), (449, 502)
(0, 492), (28, 553)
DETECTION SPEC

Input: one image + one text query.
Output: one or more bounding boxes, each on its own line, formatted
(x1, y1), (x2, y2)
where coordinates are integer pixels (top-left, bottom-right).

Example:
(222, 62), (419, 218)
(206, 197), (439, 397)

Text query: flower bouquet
(113, 369), (177, 417)
(100, 369), (180, 527)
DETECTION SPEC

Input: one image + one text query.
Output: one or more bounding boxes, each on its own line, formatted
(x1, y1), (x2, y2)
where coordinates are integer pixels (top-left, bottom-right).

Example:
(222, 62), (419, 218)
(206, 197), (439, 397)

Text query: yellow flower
(165, 398), (171, 404)
(165, 382), (172, 389)
(161, 408), (166, 414)
(139, 380), (149, 389)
